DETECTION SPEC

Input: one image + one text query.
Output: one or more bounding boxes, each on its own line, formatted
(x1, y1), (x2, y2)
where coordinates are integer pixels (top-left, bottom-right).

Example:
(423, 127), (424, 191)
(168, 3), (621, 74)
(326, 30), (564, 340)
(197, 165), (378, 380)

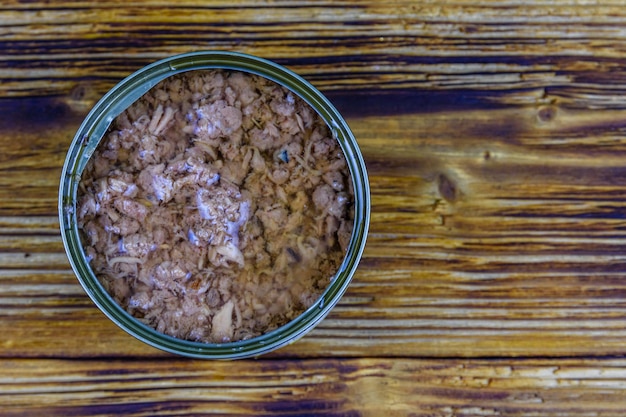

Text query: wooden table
(3, 1), (626, 415)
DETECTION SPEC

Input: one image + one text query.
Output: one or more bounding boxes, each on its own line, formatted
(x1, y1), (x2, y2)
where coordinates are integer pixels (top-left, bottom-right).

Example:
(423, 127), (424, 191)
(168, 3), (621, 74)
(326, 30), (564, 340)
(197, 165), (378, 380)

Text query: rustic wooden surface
(3, 0), (626, 415)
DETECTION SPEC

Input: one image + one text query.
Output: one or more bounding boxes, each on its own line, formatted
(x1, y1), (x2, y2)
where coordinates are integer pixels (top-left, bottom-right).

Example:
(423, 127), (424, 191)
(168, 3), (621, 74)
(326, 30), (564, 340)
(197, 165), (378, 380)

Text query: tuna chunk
(211, 299), (234, 342)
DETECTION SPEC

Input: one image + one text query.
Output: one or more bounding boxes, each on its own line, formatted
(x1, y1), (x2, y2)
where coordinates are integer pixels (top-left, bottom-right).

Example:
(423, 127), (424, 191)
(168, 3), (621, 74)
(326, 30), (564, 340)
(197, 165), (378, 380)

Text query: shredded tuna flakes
(77, 69), (354, 343)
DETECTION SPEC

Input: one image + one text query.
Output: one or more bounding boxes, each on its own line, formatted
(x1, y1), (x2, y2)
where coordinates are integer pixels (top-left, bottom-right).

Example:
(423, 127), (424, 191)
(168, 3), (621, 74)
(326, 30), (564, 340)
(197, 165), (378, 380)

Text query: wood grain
(4, 0), (626, 107)
(4, 105), (626, 358)
(4, 0), (626, 415)
(3, 357), (626, 417)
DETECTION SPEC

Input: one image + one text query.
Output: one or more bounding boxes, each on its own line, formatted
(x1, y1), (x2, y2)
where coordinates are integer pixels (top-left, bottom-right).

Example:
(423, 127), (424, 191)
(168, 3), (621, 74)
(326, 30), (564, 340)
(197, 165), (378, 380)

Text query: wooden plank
(1, 0), (626, 109)
(3, 245), (626, 358)
(2, 357), (626, 416)
(4, 98), (626, 357)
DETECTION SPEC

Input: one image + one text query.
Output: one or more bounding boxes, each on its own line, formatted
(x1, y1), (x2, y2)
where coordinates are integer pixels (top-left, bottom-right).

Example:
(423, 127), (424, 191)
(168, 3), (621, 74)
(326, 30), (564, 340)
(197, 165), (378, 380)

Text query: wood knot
(65, 83), (99, 114)
(437, 173), (457, 202)
(70, 84), (87, 101)
(537, 105), (557, 123)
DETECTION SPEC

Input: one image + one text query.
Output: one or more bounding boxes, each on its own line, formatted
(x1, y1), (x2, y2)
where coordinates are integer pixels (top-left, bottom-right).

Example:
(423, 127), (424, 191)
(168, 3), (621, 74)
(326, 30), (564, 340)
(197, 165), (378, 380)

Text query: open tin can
(59, 51), (370, 359)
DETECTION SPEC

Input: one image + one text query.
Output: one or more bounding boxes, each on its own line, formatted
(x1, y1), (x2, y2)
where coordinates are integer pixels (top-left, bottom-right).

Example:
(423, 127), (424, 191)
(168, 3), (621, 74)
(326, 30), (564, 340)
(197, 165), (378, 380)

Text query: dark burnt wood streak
(4, 1), (626, 415)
